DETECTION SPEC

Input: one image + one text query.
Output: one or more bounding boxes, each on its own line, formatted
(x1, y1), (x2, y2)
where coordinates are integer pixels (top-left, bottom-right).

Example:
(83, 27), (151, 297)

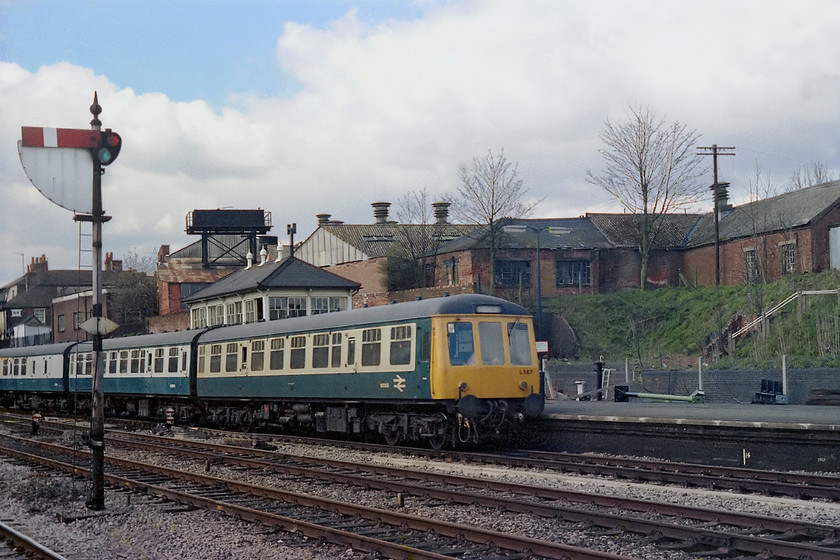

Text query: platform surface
(543, 399), (840, 431)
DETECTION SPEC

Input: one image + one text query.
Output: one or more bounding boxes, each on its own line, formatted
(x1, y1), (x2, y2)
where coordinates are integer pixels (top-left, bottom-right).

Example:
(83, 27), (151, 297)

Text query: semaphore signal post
(17, 92), (122, 511)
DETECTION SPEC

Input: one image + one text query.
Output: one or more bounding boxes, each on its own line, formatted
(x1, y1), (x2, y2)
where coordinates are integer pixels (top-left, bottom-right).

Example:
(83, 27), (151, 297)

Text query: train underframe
(5, 391), (544, 449)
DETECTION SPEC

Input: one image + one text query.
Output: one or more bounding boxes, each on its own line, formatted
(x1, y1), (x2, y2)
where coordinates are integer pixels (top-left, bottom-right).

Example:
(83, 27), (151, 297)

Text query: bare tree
(587, 105), (704, 289)
(452, 149), (538, 291)
(383, 187), (449, 290)
(788, 160), (835, 191)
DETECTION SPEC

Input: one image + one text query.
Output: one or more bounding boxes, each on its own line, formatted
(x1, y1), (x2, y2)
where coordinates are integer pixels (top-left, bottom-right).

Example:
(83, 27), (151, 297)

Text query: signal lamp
(95, 129), (122, 165)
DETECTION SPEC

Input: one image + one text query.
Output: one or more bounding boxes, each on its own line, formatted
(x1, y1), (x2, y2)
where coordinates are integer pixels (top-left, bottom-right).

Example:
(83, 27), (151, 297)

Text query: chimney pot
(371, 202), (392, 224)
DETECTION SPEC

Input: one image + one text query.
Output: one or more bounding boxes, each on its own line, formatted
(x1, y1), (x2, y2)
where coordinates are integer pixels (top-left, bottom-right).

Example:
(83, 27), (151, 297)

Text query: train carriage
(69, 330), (202, 417)
(194, 294), (544, 446)
(0, 342), (74, 406)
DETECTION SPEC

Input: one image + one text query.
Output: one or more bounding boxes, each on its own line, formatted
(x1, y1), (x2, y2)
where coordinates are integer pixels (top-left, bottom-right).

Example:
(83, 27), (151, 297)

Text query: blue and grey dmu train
(1, 294), (545, 448)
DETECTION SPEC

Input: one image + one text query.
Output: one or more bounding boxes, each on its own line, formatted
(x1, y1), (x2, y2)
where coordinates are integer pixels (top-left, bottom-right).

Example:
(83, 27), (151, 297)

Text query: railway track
(4, 424), (840, 559)
(0, 434), (624, 560)
(0, 519), (70, 560)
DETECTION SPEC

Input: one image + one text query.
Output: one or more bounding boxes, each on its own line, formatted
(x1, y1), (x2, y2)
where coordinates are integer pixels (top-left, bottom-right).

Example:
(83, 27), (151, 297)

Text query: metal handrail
(730, 288), (839, 340)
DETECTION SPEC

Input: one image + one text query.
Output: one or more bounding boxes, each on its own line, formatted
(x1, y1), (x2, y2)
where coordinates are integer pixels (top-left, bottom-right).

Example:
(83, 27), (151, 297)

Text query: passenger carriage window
(269, 338), (284, 370)
(447, 322), (475, 366)
(210, 344), (222, 373)
(108, 352), (117, 374)
(419, 329), (431, 363)
(361, 328), (381, 367)
(479, 322), (505, 365)
(251, 340), (265, 371)
(168, 347), (179, 373)
(225, 343), (238, 372)
(330, 333), (342, 368)
(181, 351), (188, 372)
(508, 322), (532, 365)
(290, 336), (306, 369)
(347, 337), (356, 365)
(390, 325), (412, 366)
(197, 345), (206, 373)
(119, 350), (129, 373)
(84, 353), (92, 376)
(21, 358), (28, 377)
(312, 334), (329, 368)
(130, 350), (141, 374)
(154, 349), (165, 373)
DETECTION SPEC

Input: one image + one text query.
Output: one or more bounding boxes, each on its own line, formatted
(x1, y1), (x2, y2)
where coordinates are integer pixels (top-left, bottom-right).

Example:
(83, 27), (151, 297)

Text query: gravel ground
(2, 427), (840, 560)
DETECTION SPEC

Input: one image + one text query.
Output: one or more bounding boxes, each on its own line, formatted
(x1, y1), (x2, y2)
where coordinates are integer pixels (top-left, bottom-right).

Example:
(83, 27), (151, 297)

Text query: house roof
(319, 223), (480, 259)
(183, 256), (361, 303)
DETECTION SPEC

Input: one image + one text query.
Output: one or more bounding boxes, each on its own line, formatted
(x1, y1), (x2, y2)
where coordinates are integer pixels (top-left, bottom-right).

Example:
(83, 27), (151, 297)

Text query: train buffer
(614, 385), (705, 403)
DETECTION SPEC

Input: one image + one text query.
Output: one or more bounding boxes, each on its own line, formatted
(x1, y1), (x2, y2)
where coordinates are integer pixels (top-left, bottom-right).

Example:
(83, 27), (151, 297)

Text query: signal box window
(508, 322), (532, 365)
(447, 322), (475, 366)
(478, 322), (505, 365)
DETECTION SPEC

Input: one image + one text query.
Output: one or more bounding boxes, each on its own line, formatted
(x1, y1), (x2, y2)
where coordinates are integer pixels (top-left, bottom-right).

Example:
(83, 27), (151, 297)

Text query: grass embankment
(545, 270), (840, 369)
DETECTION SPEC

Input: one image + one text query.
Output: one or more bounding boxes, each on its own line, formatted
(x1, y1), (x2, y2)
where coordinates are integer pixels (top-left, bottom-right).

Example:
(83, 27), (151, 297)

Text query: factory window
(73, 312), (82, 329)
(34, 308), (46, 324)
(508, 322), (532, 366)
(331, 333), (342, 368)
(361, 328), (381, 367)
(290, 336), (306, 369)
(312, 333), (329, 368)
(781, 242), (796, 274)
(192, 307), (207, 329)
(447, 322), (475, 366)
(168, 347), (179, 372)
(226, 301), (242, 325)
(445, 258), (458, 286)
(744, 248), (759, 283)
(269, 338), (284, 370)
(225, 343), (238, 372)
(556, 260), (591, 287)
(478, 322), (505, 365)
(57, 314), (66, 332)
(251, 340), (265, 371)
(209, 344), (222, 373)
(495, 260), (530, 287)
(154, 348), (165, 373)
(390, 325), (412, 365)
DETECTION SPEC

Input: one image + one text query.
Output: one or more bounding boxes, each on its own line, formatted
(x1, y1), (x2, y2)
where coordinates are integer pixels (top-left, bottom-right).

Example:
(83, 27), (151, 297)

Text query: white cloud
(2, 0), (840, 283)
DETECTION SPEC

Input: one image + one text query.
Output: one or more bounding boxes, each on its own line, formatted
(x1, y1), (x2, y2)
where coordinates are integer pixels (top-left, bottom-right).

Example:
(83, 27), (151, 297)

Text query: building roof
(318, 223), (480, 259)
(434, 218), (614, 254)
(183, 256), (361, 303)
(685, 180), (840, 247)
(588, 213), (703, 249)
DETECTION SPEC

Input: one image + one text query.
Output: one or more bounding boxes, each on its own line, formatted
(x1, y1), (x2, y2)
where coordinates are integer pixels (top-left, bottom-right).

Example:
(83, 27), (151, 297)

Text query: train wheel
(383, 426), (403, 446)
(428, 432), (447, 450)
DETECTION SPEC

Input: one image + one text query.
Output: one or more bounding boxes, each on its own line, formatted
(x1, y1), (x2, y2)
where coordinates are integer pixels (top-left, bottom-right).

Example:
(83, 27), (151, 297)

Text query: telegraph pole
(697, 145), (735, 285)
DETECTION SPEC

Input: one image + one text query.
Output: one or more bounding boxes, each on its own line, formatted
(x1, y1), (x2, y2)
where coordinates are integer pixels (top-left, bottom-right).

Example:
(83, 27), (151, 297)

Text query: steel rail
(104, 430), (840, 540)
(0, 519), (70, 560)
(101, 431), (840, 560)
(0, 438), (629, 560)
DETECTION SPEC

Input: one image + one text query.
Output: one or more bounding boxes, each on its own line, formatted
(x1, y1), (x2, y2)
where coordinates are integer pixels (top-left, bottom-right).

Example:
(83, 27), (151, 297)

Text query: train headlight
(520, 381), (528, 390)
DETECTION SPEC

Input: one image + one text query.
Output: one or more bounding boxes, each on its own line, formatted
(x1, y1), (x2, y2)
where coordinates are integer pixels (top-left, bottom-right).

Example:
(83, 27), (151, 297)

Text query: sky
(1, 0), (839, 284)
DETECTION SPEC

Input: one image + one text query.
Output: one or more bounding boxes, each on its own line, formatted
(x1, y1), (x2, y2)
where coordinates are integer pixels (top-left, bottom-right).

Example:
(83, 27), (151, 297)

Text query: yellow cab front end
(429, 308), (545, 421)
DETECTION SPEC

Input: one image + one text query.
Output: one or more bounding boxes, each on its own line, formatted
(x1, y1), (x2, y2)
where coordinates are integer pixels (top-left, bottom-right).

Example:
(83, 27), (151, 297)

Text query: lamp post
(503, 224), (570, 340)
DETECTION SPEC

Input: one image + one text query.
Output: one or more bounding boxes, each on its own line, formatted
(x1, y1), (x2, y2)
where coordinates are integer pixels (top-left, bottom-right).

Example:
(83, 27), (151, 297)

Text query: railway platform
(526, 398), (840, 472)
